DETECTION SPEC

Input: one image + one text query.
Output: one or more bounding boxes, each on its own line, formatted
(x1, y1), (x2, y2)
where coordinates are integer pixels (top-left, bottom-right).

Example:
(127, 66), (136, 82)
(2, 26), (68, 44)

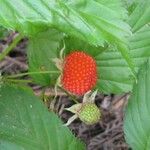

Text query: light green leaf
(95, 25), (150, 93)
(128, 0), (150, 32)
(95, 47), (133, 94)
(27, 28), (63, 86)
(124, 59), (150, 150)
(0, 84), (85, 150)
(0, 0), (130, 46)
(0, 0), (135, 76)
(130, 25), (150, 66)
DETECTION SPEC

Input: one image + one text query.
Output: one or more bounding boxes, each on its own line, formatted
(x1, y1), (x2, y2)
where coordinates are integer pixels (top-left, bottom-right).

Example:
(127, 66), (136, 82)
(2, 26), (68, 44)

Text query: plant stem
(3, 78), (33, 84)
(6, 70), (60, 78)
(0, 34), (23, 61)
(59, 86), (79, 104)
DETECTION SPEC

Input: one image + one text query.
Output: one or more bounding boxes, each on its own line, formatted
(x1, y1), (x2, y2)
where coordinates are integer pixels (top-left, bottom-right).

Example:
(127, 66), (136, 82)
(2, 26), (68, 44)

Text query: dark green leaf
(124, 59), (150, 150)
(0, 84), (85, 150)
(64, 36), (107, 57)
(27, 28), (63, 86)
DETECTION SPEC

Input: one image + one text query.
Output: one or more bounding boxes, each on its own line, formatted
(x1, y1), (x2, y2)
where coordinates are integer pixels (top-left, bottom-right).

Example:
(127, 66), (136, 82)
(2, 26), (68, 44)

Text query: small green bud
(78, 103), (101, 125)
(64, 90), (101, 126)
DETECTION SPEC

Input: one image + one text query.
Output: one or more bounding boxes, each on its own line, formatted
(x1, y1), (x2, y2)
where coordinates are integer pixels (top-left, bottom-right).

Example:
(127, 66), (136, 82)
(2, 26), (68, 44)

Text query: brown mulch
(0, 33), (131, 150)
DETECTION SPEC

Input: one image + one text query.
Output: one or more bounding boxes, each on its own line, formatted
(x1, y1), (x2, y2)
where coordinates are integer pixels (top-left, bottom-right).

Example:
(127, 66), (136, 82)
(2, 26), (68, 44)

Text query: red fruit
(61, 51), (97, 95)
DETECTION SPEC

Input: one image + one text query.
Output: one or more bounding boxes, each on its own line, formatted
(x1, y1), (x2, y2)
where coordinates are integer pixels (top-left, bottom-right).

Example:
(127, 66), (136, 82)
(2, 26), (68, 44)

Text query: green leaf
(67, 0), (130, 44)
(128, 0), (150, 32)
(95, 25), (150, 93)
(27, 28), (63, 86)
(130, 25), (150, 66)
(0, 0), (130, 46)
(124, 59), (150, 150)
(95, 47), (134, 93)
(0, 0), (135, 76)
(0, 84), (85, 150)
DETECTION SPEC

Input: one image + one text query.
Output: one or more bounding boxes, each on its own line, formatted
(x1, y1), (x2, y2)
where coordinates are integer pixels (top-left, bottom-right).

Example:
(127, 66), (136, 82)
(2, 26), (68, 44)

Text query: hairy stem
(5, 70), (60, 78)
(2, 78), (33, 84)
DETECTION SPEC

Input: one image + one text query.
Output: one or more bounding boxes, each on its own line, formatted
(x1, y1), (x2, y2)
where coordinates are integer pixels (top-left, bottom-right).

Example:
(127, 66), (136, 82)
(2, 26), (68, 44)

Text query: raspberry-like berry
(62, 51), (97, 95)
(78, 103), (101, 125)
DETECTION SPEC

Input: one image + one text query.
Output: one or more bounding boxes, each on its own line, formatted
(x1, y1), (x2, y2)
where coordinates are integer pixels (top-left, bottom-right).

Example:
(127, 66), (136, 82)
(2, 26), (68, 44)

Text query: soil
(0, 33), (131, 150)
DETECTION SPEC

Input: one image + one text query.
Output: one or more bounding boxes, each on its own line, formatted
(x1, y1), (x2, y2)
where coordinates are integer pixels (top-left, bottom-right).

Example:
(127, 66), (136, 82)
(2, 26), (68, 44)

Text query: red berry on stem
(61, 51), (97, 95)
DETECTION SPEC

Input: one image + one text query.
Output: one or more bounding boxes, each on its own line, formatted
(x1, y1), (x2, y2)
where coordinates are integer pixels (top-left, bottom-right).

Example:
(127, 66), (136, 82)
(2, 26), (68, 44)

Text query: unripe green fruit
(78, 103), (101, 125)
